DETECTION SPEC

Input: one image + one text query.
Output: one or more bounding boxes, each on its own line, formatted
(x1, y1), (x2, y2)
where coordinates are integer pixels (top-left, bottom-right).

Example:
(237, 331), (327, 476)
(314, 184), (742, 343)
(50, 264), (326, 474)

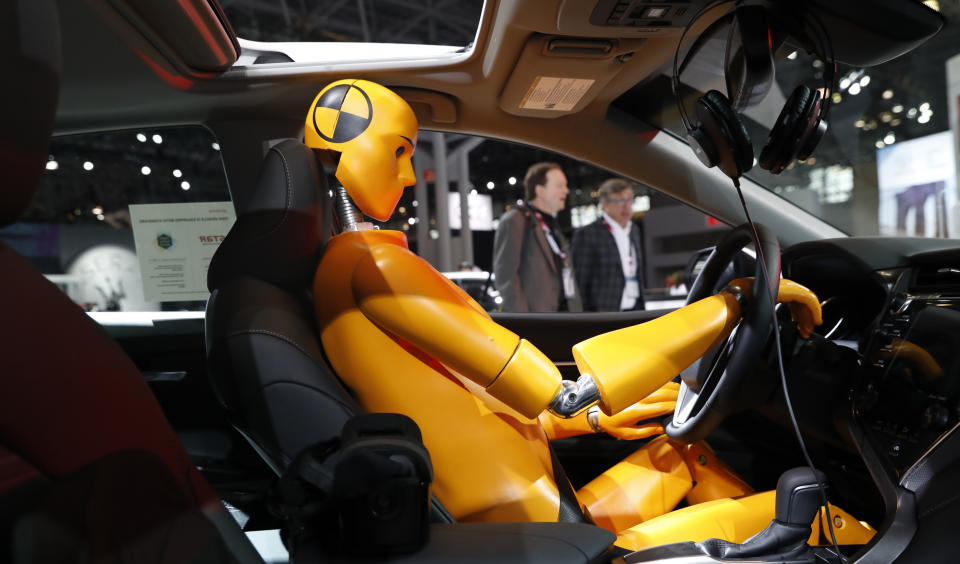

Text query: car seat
(0, 1), (262, 561)
(205, 139), (360, 476)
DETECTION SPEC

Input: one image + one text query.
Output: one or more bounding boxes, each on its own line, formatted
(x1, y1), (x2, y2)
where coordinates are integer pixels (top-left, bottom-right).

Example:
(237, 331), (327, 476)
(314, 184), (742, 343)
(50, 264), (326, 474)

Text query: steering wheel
(665, 223), (780, 444)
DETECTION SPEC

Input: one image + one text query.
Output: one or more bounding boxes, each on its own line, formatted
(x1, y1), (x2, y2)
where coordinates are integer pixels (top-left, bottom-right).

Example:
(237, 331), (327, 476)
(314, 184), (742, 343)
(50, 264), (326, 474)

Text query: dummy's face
(332, 89), (419, 222)
(601, 187), (634, 227)
(534, 168), (569, 215)
(341, 129), (417, 220)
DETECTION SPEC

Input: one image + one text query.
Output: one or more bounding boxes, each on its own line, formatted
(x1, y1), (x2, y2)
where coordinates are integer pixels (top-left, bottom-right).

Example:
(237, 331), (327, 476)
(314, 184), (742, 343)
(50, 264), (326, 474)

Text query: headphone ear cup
(759, 85), (816, 174)
(695, 90), (753, 179)
(686, 127), (720, 169)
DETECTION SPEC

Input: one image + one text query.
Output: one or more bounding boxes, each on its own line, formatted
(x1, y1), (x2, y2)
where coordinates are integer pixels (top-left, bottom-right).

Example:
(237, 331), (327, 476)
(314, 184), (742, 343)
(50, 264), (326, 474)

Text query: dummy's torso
(313, 229), (567, 522)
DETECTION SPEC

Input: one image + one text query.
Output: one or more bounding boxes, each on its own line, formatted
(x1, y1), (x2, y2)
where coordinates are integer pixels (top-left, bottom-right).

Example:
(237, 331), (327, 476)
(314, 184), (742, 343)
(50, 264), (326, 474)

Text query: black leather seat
(206, 139), (359, 474)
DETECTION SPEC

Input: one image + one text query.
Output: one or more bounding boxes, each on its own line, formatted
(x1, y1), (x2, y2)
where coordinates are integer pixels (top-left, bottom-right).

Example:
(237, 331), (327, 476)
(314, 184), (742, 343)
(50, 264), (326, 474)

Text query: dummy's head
(304, 79), (418, 221)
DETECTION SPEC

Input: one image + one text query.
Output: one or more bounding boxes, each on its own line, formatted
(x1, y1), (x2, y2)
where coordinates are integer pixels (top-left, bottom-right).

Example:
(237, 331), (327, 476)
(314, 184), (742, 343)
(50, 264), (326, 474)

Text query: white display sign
(449, 192), (493, 230)
(876, 131), (957, 238)
(129, 202), (235, 302)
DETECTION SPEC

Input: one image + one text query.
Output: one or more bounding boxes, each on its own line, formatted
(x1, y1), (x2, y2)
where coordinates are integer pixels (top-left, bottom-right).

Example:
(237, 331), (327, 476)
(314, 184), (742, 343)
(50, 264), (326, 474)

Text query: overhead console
(558, 0), (702, 38)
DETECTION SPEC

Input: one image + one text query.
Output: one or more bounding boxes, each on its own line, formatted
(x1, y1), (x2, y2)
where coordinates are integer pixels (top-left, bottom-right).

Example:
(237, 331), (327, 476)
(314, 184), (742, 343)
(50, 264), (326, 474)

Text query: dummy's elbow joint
(549, 373), (600, 418)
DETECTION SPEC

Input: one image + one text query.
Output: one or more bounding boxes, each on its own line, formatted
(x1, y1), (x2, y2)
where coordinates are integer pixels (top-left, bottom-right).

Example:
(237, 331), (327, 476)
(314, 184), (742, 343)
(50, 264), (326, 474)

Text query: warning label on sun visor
(520, 77), (595, 111)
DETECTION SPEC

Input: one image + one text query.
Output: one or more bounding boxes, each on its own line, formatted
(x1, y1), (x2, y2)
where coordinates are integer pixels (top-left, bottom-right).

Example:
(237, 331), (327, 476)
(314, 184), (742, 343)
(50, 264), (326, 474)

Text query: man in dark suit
(493, 162), (581, 312)
(571, 178), (645, 312)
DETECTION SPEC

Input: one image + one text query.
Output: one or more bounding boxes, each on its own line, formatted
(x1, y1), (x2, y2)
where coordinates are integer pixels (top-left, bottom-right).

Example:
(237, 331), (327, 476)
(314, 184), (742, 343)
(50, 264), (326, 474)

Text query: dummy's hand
(592, 381), (679, 440)
(726, 277), (822, 339)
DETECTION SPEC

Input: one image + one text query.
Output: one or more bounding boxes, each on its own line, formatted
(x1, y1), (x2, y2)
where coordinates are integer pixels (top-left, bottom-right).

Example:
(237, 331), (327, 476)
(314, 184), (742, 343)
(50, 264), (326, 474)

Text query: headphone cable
(731, 176), (845, 562)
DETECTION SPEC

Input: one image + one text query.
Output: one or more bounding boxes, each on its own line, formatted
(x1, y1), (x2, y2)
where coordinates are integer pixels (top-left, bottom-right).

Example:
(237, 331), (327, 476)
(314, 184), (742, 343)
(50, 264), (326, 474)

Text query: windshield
(636, 3), (957, 239)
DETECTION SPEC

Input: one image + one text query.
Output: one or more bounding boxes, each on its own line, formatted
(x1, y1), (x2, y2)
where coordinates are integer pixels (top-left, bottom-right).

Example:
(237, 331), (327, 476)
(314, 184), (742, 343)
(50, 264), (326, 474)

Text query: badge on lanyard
(563, 267), (576, 299)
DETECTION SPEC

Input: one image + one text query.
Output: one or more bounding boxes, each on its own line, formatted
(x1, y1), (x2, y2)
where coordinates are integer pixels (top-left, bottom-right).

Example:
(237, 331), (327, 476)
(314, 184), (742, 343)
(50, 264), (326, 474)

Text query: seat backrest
(0, 1), (262, 562)
(206, 139), (359, 472)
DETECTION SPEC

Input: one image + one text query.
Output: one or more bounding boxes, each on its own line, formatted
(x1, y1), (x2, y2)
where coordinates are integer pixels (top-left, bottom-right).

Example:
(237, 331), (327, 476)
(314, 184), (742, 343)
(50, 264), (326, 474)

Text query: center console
(856, 264), (960, 477)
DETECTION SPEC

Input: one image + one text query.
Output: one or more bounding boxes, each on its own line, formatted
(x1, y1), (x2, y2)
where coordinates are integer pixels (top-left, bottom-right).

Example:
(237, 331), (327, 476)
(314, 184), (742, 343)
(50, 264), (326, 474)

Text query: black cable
(731, 177), (844, 562)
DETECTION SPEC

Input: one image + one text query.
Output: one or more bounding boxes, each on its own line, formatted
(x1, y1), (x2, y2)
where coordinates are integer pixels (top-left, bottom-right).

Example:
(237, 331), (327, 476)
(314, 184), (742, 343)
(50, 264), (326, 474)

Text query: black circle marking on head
(312, 83), (374, 144)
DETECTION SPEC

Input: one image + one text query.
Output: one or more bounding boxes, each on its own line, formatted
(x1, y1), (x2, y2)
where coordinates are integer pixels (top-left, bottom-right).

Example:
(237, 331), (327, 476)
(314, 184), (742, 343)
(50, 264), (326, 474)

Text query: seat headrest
(0, 0), (61, 226)
(208, 139), (333, 292)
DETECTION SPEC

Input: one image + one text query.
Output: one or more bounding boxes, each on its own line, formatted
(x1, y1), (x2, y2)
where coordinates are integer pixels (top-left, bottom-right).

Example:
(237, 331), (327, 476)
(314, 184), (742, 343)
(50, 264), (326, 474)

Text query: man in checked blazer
(493, 162), (581, 312)
(571, 178), (646, 312)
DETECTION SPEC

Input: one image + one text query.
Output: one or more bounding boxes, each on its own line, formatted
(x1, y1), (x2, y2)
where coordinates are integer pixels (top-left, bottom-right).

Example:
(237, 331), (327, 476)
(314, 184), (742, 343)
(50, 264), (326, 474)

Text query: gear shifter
(621, 467), (830, 564)
(695, 467), (826, 563)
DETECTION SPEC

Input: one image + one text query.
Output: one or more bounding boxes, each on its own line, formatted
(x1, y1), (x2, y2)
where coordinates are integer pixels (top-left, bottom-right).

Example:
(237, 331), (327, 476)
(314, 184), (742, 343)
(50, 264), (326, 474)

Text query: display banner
(876, 131), (957, 238)
(129, 202), (235, 302)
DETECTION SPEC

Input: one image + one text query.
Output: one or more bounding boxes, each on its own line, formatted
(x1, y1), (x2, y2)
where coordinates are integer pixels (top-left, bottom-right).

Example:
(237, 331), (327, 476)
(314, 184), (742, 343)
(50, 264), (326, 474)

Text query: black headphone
(672, 1), (836, 180)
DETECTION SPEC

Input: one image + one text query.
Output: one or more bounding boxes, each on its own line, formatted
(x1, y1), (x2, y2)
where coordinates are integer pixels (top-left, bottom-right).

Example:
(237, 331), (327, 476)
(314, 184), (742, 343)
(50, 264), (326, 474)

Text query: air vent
(913, 265), (960, 288)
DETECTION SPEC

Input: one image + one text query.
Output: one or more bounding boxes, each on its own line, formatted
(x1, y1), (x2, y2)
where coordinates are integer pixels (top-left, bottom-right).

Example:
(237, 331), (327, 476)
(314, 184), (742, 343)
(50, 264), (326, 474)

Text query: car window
(0, 126), (232, 312)
(221, 0), (483, 47)
(372, 133), (728, 312)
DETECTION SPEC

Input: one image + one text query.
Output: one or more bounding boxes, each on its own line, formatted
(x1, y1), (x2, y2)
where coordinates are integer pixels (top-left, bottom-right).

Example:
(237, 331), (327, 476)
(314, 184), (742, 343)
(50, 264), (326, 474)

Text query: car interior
(4, 0), (960, 563)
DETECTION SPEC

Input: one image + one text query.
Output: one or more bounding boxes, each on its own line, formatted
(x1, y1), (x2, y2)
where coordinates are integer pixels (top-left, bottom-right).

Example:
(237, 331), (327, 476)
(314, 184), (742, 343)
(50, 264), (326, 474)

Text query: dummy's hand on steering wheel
(593, 381), (679, 440)
(726, 277), (823, 338)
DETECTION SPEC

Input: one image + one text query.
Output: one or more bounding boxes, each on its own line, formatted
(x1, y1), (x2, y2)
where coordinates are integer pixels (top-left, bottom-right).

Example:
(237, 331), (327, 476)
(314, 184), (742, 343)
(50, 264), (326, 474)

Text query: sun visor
(779, 0), (944, 67)
(105, 0), (239, 75)
(500, 34), (646, 118)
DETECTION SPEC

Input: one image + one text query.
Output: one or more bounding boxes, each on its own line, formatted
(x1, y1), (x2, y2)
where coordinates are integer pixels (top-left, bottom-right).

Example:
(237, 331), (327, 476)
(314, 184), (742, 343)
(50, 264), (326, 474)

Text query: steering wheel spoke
(666, 223), (780, 443)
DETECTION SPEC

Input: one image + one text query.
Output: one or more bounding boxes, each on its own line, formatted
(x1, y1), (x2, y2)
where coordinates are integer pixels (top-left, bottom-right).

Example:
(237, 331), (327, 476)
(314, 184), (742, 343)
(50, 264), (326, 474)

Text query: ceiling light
(141, 166), (151, 175)
(508, 176), (517, 185)
(875, 140), (885, 149)
(408, 217), (416, 225)
(787, 51), (797, 60)
(136, 133), (147, 142)
(516, 199), (523, 206)
(859, 75), (870, 87)
(920, 102), (930, 111)
(839, 77), (851, 90)
(152, 134), (163, 144)
(882, 89), (894, 99)
(486, 181), (495, 189)
(907, 108), (918, 118)
(172, 169), (182, 178)
(398, 206), (406, 214)
(181, 181), (190, 190)
(884, 133), (895, 145)
(92, 206), (103, 215)
(45, 160), (58, 171)
(83, 161), (94, 171)
(924, 0), (940, 11)
(412, 200), (419, 207)
(880, 112), (892, 123)
(831, 92), (842, 104)
(891, 118), (902, 126)
(854, 119), (865, 128)
(96, 214), (105, 221)
(892, 104), (903, 113)
(211, 142), (220, 151)
(812, 59), (824, 69)
(848, 83), (861, 95)
(918, 114), (931, 124)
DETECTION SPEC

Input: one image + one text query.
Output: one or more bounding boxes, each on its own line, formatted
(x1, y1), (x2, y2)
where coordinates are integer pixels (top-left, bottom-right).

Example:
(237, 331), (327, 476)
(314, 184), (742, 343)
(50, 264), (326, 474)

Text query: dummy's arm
(573, 278), (822, 416)
(352, 243), (561, 419)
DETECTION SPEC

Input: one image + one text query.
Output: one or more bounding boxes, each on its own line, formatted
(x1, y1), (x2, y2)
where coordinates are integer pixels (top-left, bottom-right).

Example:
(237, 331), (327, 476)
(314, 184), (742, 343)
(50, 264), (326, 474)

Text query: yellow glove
(726, 277), (822, 338)
(539, 381), (679, 440)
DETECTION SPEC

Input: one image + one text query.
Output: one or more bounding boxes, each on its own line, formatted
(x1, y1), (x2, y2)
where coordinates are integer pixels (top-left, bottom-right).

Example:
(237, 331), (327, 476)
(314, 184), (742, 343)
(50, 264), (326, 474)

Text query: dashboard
(783, 237), (960, 483)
